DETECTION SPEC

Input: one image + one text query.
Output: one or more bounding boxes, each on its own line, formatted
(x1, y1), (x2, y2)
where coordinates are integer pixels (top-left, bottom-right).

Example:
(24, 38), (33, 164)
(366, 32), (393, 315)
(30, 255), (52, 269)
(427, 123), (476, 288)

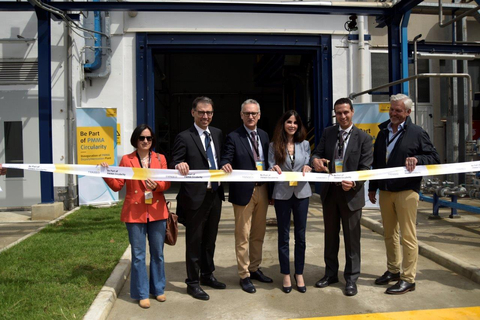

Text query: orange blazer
(103, 151), (171, 223)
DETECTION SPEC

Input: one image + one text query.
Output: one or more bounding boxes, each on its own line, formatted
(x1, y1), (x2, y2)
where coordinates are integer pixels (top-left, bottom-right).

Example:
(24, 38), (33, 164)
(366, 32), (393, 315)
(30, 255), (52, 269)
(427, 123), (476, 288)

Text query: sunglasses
(138, 136), (153, 142)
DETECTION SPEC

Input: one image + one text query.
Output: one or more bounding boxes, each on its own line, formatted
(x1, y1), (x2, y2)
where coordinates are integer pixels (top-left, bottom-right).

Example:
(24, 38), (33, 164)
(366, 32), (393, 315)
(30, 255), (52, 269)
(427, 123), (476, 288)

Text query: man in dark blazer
(220, 98), (273, 294)
(311, 97), (373, 296)
(171, 97), (226, 301)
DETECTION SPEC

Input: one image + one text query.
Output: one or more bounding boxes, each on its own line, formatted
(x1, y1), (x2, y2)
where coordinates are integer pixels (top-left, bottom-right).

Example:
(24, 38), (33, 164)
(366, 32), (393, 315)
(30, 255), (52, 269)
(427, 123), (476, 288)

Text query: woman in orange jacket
(101, 124), (170, 309)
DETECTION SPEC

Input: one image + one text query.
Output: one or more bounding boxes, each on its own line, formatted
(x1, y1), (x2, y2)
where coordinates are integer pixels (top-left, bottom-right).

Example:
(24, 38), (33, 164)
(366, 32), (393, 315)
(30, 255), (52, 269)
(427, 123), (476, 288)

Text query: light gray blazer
(268, 140), (312, 200)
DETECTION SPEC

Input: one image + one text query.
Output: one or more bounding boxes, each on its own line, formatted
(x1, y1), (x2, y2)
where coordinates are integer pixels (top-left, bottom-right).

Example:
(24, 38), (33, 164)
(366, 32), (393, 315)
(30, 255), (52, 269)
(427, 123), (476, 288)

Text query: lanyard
(386, 128), (404, 147)
(337, 129), (352, 158)
(136, 151), (151, 168)
(287, 145), (295, 167)
(247, 131), (260, 157)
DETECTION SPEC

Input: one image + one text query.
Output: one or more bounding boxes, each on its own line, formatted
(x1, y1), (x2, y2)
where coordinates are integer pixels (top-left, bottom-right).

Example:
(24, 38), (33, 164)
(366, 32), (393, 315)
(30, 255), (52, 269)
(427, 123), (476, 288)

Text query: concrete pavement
(2, 194), (480, 319)
(102, 193), (480, 319)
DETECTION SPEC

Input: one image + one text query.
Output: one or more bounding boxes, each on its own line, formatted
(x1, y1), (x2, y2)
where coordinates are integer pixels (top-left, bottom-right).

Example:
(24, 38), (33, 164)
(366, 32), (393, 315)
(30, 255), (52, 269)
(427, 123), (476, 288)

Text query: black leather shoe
(187, 285), (210, 300)
(240, 277), (256, 293)
(344, 281), (357, 296)
(386, 280), (415, 294)
(282, 285), (292, 293)
(250, 269), (273, 283)
(200, 274), (226, 289)
(375, 271), (401, 285)
(315, 275), (339, 288)
(294, 274), (307, 293)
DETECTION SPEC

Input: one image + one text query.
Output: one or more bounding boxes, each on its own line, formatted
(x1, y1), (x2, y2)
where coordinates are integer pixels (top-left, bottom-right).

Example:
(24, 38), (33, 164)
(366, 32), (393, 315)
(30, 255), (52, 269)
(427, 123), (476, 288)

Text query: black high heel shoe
(294, 274), (307, 293)
(282, 275), (292, 293)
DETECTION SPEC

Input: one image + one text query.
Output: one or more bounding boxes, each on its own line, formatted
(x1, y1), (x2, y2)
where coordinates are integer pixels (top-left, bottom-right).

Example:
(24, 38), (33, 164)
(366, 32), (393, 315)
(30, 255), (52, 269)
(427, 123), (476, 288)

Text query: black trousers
(322, 184), (362, 282)
(184, 189), (222, 285)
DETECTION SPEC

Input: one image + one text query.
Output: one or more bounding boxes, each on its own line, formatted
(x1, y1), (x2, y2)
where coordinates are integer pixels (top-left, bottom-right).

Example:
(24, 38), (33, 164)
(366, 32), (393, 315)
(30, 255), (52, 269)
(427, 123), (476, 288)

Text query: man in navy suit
(311, 98), (373, 296)
(220, 99), (273, 294)
(171, 97), (226, 301)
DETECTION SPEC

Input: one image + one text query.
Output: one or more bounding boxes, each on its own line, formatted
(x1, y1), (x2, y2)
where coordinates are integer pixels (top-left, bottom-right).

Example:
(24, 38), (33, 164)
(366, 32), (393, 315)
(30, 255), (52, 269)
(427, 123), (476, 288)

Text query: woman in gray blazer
(268, 110), (312, 294)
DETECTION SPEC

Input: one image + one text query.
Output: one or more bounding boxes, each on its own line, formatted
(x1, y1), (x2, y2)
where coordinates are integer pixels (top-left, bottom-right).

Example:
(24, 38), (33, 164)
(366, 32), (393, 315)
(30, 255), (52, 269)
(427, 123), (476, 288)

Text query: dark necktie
(251, 131), (259, 161)
(338, 130), (347, 160)
(204, 131), (218, 191)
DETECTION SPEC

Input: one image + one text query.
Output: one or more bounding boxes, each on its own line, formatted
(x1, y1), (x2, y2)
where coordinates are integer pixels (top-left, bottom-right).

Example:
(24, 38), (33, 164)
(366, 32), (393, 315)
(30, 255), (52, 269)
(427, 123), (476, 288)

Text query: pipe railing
(349, 72), (473, 140)
(438, 0), (480, 28)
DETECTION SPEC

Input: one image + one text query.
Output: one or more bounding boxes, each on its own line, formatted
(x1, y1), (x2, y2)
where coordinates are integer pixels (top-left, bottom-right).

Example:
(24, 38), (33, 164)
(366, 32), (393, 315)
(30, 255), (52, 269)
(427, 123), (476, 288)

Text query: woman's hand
(271, 165), (282, 174)
(302, 165), (312, 176)
(145, 178), (158, 191)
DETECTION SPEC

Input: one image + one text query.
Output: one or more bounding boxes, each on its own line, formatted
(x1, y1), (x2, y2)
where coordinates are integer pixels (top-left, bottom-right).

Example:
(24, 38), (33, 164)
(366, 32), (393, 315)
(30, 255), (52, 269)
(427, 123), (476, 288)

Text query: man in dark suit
(171, 96), (226, 301)
(311, 98), (373, 296)
(220, 99), (273, 294)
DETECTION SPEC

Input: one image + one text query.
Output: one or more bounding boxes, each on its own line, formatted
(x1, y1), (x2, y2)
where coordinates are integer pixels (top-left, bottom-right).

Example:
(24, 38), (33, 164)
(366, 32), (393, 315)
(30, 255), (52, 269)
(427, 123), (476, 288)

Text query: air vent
(0, 60), (38, 85)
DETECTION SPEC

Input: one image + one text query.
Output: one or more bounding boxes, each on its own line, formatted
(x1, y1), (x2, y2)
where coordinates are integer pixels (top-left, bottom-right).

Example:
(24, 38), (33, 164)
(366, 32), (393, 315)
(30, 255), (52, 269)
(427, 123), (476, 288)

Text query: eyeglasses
(195, 110), (214, 117)
(138, 136), (153, 142)
(242, 112), (259, 118)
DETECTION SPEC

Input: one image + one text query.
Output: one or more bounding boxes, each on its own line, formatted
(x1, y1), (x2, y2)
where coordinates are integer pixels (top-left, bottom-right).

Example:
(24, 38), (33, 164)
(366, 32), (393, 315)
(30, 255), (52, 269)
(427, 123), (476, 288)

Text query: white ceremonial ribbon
(1, 161), (480, 183)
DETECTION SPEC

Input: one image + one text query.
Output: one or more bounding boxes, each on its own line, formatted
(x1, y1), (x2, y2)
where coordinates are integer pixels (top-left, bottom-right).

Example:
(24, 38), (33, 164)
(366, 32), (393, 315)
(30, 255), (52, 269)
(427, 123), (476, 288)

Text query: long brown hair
(271, 110), (307, 165)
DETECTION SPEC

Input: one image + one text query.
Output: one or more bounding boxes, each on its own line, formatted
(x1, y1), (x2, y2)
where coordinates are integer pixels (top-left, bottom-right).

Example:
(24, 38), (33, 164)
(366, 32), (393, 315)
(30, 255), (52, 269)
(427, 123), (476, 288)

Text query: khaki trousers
(379, 190), (419, 283)
(233, 184), (269, 279)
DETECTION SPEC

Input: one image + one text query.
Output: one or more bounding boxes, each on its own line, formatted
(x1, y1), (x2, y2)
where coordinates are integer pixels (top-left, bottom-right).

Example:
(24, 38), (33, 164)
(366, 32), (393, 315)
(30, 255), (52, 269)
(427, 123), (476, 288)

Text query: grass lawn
(0, 204), (129, 319)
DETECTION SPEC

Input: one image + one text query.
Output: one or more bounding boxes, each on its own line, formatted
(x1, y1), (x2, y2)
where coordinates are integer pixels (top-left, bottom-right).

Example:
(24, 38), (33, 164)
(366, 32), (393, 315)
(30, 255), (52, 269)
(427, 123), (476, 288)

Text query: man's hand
(312, 158), (329, 173)
(368, 191), (377, 204)
(176, 162), (190, 176)
(405, 157), (418, 172)
(341, 180), (355, 191)
(0, 164), (6, 176)
(99, 162), (109, 168)
(222, 163), (233, 173)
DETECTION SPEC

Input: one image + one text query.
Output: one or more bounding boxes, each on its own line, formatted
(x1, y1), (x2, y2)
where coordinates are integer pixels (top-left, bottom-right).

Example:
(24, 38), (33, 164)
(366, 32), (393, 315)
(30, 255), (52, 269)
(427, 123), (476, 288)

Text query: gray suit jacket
(311, 125), (373, 211)
(268, 140), (312, 200)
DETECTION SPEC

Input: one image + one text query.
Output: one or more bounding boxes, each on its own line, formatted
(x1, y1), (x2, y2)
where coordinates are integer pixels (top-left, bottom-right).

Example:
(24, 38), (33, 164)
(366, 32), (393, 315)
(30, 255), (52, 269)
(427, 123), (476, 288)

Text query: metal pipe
(413, 34), (422, 124)
(439, 0), (480, 28)
(349, 72), (473, 141)
(416, 52), (476, 60)
(401, 12), (411, 96)
(358, 15), (368, 103)
(65, 23), (77, 210)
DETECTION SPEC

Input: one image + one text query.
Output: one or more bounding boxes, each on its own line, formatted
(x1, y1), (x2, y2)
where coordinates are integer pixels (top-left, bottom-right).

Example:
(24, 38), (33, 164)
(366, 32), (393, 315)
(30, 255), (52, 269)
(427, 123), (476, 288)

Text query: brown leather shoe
(139, 299), (150, 308)
(156, 294), (166, 302)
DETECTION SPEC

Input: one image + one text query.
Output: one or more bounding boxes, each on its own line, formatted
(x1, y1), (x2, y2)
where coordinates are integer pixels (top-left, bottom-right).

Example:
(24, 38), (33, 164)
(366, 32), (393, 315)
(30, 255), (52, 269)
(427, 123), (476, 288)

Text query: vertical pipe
(66, 22), (76, 210)
(400, 11), (411, 96)
(358, 16), (367, 103)
(413, 34), (422, 125)
(36, 6), (54, 203)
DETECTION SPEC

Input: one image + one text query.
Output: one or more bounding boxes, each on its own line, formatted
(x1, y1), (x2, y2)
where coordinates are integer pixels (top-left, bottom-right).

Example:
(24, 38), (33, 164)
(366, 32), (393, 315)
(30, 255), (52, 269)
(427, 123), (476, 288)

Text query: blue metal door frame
(136, 33), (333, 146)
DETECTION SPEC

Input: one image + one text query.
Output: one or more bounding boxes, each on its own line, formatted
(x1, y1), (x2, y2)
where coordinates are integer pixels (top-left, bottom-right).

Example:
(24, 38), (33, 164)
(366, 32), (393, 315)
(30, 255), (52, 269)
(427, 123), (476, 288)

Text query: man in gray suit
(311, 98), (373, 296)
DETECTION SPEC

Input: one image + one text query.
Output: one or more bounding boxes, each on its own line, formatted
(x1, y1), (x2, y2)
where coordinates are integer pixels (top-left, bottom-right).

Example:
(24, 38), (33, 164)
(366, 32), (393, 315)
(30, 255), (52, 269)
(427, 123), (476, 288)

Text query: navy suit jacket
(220, 126), (270, 206)
(171, 125), (225, 211)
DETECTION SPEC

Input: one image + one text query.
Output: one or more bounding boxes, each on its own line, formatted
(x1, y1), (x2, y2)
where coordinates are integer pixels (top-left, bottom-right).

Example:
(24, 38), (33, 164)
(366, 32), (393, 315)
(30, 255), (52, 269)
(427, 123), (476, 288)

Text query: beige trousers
(233, 184), (269, 279)
(379, 190), (419, 284)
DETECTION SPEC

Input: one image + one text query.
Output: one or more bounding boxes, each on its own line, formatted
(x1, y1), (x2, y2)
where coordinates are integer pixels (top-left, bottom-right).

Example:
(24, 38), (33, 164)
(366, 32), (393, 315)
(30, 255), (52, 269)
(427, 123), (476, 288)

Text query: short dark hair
(334, 97), (353, 111)
(130, 124), (156, 151)
(192, 96), (214, 110)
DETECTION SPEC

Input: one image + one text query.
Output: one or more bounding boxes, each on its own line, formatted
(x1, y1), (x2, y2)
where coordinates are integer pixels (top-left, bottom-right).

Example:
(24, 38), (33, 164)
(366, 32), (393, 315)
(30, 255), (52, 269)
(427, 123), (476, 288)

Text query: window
(4, 121), (24, 178)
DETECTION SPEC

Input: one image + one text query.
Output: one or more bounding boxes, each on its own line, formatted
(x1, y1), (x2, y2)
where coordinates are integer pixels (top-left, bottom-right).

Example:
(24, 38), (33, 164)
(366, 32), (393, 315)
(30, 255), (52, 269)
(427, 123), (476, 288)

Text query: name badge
(335, 159), (344, 173)
(289, 181), (298, 187)
(145, 191), (153, 204)
(256, 161), (264, 171)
